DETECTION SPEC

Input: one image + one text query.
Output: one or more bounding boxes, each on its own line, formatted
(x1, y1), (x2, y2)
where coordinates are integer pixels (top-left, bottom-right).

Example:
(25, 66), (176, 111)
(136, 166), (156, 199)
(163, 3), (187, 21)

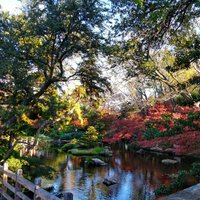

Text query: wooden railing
(0, 163), (73, 200)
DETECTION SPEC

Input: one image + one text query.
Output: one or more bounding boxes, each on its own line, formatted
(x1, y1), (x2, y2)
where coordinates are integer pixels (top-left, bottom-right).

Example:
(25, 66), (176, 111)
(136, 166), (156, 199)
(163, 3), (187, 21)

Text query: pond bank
(163, 183), (200, 200)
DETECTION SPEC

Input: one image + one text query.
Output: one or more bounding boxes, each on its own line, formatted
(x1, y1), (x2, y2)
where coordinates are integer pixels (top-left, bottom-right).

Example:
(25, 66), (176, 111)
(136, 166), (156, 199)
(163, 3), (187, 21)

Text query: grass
(68, 146), (111, 156)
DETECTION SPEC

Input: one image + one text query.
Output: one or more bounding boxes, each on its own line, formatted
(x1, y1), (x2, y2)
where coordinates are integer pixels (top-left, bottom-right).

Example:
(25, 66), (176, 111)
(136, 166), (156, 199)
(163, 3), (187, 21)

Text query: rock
(103, 178), (117, 186)
(164, 148), (175, 153)
(104, 146), (111, 150)
(90, 158), (107, 166)
(35, 177), (54, 192)
(150, 146), (163, 152)
(174, 157), (181, 163)
(43, 184), (54, 191)
(161, 159), (178, 164)
(103, 148), (113, 156)
(163, 183), (200, 200)
(136, 149), (145, 154)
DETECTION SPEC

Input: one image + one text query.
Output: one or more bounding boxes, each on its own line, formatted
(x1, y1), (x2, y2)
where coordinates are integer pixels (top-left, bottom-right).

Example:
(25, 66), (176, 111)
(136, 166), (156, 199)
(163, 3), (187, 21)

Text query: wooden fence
(0, 163), (73, 200)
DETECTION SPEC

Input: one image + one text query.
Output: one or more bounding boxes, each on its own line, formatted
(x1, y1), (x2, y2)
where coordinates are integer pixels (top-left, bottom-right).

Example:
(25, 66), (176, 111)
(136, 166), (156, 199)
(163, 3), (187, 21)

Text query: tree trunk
(8, 132), (14, 150)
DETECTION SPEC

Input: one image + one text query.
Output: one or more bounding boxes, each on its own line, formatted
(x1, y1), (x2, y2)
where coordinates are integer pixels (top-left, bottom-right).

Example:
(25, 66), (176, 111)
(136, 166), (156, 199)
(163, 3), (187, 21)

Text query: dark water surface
(40, 145), (195, 200)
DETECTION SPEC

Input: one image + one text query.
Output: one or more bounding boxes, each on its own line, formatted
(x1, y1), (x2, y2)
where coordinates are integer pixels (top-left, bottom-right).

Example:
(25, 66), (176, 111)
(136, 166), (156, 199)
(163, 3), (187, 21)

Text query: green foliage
(155, 170), (188, 197)
(161, 113), (173, 124)
(49, 128), (84, 140)
(173, 119), (186, 134)
(0, 0), (110, 162)
(80, 126), (100, 148)
(144, 127), (160, 140)
(175, 90), (200, 106)
(154, 185), (170, 197)
(0, 140), (8, 160)
(170, 170), (188, 190)
(175, 96), (194, 106)
(94, 122), (106, 132)
(191, 89), (200, 103)
(7, 157), (29, 173)
(188, 111), (200, 121)
(109, 0), (199, 103)
(61, 138), (80, 151)
(22, 156), (55, 180)
(61, 143), (79, 152)
(144, 121), (156, 129)
(190, 163), (200, 181)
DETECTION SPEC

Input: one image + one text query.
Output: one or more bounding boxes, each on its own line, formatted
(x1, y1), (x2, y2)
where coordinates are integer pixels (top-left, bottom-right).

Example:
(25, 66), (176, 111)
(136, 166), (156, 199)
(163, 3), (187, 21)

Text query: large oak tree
(0, 0), (110, 159)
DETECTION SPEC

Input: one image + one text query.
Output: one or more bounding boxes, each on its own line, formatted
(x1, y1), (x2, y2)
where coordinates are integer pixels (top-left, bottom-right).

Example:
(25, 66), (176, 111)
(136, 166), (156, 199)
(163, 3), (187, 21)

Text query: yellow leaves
(84, 126), (99, 142)
(74, 102), (84, 125)
(21, 113), (37, 126)
(174, 67), (197, 83)
(56, 110), (63, 117)
(64, 116), (72, 125)
(162, 51), (175, 66)
(18, 36), (43, 48)
(70, 138), (78, 144)
(91, 134), (98, 141)
(36, 102), (48, 112)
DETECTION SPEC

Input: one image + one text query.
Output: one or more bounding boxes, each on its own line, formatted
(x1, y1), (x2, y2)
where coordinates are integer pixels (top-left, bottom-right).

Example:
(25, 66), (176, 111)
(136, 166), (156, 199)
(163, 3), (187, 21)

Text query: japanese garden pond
(37, 144), (197, 200)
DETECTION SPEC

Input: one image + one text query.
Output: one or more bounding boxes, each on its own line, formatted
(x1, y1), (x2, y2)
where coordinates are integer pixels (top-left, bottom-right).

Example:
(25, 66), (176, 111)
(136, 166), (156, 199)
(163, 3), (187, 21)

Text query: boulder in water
(136, 149), (145, 154)
(91, 158), (107, 166)
(161, 159), (178, 164)
(103, 178), (117, 186)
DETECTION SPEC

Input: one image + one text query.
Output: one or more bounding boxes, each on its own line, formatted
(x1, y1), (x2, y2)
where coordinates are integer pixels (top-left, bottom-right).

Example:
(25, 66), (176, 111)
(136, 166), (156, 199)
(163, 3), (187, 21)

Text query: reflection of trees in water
(61, 155), (82, 191)
(43, 152), (67, 171)
(45, 147), (190, 200)
(107, 147), (185, 199)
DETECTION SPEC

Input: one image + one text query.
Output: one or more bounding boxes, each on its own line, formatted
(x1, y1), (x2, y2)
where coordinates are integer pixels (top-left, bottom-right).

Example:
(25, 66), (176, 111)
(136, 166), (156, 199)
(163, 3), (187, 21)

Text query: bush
(7, 157), (29, 173)
(144, 127), (160, 140)
(155, 170), (189, 197)
(61, 143), (79, 151)
(175, 90), (200, 106)
(191, 89), (200, 102)
(61, 139), (79, 151)
(94, 122), (106, 132)
(188, 111), (200, 121)
(155, 185), (170, 197)
(80, 126), (100, 148)
(161, 112), (173, 124)
(173, 119), (186, 134)
(190, 162), (200, 181)
(175, 96), (194, 106)
(49, 129), (84, 140)
(169, 170), (188, 190)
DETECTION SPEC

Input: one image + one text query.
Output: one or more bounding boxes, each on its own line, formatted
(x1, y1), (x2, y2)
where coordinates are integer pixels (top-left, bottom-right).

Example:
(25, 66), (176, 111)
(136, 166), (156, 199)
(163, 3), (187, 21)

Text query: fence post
(20, 149), (23, 157)
(14, 169), (23, 200)
(64, 192), (73, 200)
(1, 162), (8, 200)
(3, 163), (8, 190)
(34, 177), (42, 200)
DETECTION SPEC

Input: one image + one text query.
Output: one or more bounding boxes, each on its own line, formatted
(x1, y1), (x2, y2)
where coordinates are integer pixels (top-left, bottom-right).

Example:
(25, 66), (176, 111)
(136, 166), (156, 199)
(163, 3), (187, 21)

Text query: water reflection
(41, 146), (194, 200)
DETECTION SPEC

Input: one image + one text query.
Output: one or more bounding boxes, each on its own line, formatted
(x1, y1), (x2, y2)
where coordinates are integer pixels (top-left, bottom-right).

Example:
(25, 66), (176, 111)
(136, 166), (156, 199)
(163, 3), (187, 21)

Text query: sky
(0, 0), (21, 13)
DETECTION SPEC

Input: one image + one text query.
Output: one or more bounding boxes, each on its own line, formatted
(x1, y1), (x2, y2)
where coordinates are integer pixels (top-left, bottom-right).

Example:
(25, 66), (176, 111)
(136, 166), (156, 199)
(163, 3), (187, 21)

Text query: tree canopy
(108, 0), (200, 101)
(0, 0), (111, 157)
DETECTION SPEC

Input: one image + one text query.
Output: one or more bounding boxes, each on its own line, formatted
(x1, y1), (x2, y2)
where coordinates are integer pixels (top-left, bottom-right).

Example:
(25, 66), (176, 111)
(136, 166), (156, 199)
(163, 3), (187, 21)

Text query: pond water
(39, 144), (196, 200)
